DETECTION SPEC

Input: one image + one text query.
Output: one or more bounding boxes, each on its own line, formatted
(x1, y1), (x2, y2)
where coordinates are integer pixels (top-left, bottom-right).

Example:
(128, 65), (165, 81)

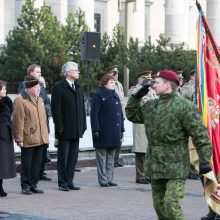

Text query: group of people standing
(0, 62), (126, 196)
(0, 61), (216, 220)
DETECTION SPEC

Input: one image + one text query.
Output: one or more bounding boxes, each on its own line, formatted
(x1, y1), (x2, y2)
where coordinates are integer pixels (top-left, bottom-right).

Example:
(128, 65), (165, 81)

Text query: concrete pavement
(1, 166), (208, 220)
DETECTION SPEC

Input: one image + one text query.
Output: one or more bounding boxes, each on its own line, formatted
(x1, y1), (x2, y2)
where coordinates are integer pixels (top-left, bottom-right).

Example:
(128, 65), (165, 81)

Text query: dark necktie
(71, 83), (76, 92)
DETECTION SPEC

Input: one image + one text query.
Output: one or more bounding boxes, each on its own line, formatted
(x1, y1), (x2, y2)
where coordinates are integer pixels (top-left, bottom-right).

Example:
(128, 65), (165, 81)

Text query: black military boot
(201, 210), (216, 220)
(215, 214), (220, 220)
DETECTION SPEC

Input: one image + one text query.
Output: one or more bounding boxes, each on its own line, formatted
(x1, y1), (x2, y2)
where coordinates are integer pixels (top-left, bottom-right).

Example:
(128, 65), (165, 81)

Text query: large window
(94, 13), (101, 32)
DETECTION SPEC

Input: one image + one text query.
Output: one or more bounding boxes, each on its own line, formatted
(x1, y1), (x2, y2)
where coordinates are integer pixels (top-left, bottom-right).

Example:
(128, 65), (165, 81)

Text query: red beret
(157, 70), (180, 86)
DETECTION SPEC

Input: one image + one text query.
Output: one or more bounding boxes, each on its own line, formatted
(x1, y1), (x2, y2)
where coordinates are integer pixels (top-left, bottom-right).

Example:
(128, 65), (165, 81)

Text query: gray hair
(27, 64), (41, 75)
(62, 62), (78, 77)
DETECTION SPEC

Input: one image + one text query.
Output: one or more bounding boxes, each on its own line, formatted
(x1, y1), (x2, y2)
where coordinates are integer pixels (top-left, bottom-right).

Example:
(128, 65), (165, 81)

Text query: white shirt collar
(65, 78), (75, 87)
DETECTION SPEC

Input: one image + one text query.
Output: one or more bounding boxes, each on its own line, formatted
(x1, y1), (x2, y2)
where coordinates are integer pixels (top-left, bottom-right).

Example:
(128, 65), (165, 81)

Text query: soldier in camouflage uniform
(125, 70), (212, 220)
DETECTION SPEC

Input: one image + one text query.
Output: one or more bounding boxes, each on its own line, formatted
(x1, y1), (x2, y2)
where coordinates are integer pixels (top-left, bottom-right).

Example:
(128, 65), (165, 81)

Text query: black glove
(92, 131), (100, 141)
(199, 163), (212, 175)
(121, 132), (123, 140)
(56, 130), (63, 139)
(132, 83), (151, 99)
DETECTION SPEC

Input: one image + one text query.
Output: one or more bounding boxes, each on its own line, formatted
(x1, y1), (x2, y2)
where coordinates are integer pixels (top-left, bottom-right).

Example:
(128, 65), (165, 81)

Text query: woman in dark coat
(90, 75), (124, 187)
(0, 80), (16, 197)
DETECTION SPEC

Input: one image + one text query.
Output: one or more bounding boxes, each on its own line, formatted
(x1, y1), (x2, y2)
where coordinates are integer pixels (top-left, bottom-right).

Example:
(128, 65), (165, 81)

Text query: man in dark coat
(17, 64), (52, 181)
(51, 61), (87, 191)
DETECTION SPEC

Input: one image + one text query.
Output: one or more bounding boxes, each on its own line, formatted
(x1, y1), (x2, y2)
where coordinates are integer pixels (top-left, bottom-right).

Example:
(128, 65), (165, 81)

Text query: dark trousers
(57, 139), (79, 187)
(39, 144), (48, 177)
(20, 145), (44, 189)
(114, 141), (122, 162)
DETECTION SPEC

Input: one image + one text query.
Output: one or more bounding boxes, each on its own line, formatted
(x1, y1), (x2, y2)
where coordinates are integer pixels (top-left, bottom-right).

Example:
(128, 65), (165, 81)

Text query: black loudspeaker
(80, 32), (101, 61)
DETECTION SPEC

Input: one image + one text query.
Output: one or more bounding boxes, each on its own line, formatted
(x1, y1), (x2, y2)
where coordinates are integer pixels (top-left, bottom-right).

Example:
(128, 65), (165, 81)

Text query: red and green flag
(196, 1), (220, 213)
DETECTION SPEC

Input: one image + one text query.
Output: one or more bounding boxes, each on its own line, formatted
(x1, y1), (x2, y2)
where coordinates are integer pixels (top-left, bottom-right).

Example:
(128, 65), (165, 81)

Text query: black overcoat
(90, 87), (124, 149)
(0, 96), (16, 179)
(51, 79), (87, 139)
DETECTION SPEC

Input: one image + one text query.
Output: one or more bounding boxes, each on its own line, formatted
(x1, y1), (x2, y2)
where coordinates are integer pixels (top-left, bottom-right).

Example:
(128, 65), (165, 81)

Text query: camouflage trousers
(135, 152), (149, 181)
(151, 179), (186, 220)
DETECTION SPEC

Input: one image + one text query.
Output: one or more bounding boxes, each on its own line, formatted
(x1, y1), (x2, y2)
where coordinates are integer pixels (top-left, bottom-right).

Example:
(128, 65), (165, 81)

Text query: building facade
(0, 0), (220, 49)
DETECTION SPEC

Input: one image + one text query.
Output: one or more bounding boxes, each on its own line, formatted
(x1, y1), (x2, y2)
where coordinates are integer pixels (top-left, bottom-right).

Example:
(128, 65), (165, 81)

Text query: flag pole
(195, 0), (220, 63)
(196, 0), (202, 13)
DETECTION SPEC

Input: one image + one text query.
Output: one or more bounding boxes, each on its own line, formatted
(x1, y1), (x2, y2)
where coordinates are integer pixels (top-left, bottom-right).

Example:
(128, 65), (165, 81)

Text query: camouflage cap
(105, 65), (119, 75)
(137, 70), (153, 80)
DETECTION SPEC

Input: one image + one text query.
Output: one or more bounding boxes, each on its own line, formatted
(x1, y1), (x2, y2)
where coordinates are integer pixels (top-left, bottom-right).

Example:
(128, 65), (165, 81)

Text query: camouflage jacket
(125, 92), (212, 179)
(181, 79), (195, 101)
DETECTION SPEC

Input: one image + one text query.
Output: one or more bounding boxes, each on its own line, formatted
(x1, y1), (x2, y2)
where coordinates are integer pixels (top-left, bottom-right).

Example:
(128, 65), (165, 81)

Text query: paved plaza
(0, 166), (208, 220)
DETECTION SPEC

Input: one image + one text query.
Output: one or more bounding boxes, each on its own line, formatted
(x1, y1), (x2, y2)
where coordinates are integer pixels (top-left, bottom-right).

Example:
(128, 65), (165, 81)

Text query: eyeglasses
(70, 69), (79, 72)
(112, 70), (119, 76)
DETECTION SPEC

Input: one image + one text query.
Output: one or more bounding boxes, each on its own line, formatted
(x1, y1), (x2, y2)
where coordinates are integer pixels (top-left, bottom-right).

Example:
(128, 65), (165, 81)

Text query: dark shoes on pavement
(68, 185), (80, 190)
(30, 187), (44, 193)
(59, 185), (80, 191)
(136, 178), (151, 184)
(188, 173), (200, 180)
(22, 187), (44, 195)
(59, 186), (70, 191)
(75, 168), (81, 172)
(0, 190), (7, 197)
(21, 188), (32, 195)
(39, 175), (52, 181)
(100, 182), (118, 187)
(201, 210), (217, 220)
(108, 182), (117, 186)
(100, 183), (110, 187)
(114, 162), (124, 168)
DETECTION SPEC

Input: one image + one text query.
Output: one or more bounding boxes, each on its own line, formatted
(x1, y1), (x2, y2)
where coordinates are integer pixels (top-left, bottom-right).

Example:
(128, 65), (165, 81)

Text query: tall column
(165, 0), (189, 45)
(105, 0), (120, 37)
(145, 1), (154, 39)
(34, 0), (44, 8)
(46, 0), (68, 24)
(0, 0), (5, 46)
(126, 0), (145, 45)
(0, 0), (15, 45)
(207, 0), (220, 47)
(68, 0), (94, 31)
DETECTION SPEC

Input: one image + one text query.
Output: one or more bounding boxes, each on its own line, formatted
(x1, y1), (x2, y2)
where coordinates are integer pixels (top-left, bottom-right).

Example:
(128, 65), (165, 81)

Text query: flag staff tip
(196, 0), (203, 13)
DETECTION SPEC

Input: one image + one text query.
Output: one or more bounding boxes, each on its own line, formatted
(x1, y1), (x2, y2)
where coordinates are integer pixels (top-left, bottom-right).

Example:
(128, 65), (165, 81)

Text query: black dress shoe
(215, 215), (220, 220)
(68, 185), (80, 190)
(188, 173), (200, 180)
(39, 175), (52, 181)
(21, 189), (32, 195)
(108, 182), (117, 186)
(201, 210), (216, 220)
(30, 187), (44, 193)
(0, 190), (7, 197)
(74, 168), (81, 172)
(59, 186), (70, 191)
(114, 162), (124, 168)
(100, 183), (110, 187)
(136, 178), (151, 184)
